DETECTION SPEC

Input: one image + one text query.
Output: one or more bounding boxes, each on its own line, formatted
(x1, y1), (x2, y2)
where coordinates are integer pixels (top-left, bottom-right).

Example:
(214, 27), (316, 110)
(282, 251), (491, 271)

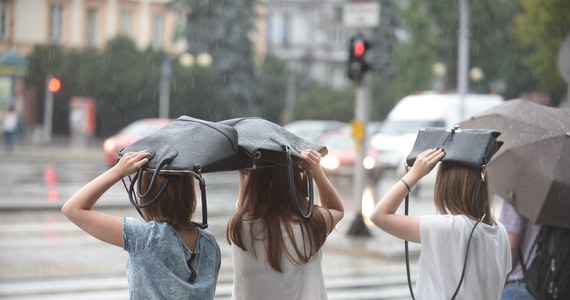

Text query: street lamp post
(458, 0), (470, 121)
(159, 58), (172, 119)
(158, 37), (213, 118)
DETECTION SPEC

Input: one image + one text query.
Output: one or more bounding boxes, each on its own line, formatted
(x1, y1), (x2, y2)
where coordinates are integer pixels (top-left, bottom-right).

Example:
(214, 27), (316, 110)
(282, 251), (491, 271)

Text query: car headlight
(363, 156), (376, 169)
(103, 138), (116, 152)
(321, 156), (340, 170)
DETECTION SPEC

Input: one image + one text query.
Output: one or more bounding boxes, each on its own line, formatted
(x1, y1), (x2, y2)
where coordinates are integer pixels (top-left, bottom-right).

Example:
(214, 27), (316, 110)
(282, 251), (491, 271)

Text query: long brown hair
(227, 165), (332, 273)
(434, 162), (493, 224)
(139, 171), (197, 230)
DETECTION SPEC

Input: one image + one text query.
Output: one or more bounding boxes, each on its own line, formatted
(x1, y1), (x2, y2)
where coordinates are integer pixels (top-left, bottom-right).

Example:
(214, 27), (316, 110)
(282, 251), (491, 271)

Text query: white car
(370, 92), (504, 172)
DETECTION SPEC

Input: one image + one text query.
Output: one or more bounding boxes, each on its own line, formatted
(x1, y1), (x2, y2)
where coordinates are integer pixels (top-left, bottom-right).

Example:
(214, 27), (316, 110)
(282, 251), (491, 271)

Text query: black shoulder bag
(119, 116), (241, 228)
(404, 125), (503, 299)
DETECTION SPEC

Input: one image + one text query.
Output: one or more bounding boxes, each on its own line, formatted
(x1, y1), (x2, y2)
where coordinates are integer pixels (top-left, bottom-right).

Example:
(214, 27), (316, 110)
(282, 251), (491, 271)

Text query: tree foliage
(256, 54), (289, 123)
(175, 0), (260, 115)
(512, 0), (570, 105)
(294, 82), (355, 122)
(25, 36), (235, 137)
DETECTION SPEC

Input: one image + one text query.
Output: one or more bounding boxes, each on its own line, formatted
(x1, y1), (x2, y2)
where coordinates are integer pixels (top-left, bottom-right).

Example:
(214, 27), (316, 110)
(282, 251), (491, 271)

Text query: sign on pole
(343, 2), (380, 28)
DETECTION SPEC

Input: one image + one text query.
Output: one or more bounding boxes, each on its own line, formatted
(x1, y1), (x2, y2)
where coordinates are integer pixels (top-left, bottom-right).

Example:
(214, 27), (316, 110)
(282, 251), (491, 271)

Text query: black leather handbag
(405, 126), (503, 170)
(118, 116), (241, 228)
(402, 125), (503, 300)
(219, 117), (328, 219)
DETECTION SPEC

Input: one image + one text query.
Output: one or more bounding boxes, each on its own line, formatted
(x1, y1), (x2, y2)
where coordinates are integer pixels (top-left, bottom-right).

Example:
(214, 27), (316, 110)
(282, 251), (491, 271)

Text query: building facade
(264, 0), (361, 87)
(0, 0), (176, 55)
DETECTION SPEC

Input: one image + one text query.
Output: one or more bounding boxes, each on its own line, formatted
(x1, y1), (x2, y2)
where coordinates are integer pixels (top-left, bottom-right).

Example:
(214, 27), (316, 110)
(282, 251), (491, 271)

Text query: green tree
(294, 81), (354, 122)
(90, 36), (162, 137)
(170, 64), (234, 121)
(394, 0), (525, 99)
(256, 54), (289, 123)
(512, 0), (570, 105)
(175, 0), (260, 115)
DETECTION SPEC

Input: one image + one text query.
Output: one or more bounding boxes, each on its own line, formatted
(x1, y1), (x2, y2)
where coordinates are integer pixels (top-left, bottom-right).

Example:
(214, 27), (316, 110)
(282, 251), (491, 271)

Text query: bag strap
(121, 158), (209, 229)
(403, 168), (483, 300)
(270, 137), (314, 220)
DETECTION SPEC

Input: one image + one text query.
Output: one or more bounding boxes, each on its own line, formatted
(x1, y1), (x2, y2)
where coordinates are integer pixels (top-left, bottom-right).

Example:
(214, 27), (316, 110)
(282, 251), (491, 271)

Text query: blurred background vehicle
(386, 92), (505, 196)
(318, 130), (383, 183)
(284, 120), (349, 143)
(370, 92), (504, 171)
(103, 118), (172, 166)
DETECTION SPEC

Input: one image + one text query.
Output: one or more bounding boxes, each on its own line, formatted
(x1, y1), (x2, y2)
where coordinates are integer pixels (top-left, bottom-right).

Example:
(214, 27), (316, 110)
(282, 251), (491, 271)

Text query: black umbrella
(118, 116), (241, 228)
(460, 100), (570, 228)
(219, 117), (328, 219)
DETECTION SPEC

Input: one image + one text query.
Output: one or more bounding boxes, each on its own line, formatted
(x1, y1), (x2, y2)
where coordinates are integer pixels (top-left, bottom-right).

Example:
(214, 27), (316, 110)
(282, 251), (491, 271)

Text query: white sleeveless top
(231, 219), (328, 300)
(416, 214), (511, 300)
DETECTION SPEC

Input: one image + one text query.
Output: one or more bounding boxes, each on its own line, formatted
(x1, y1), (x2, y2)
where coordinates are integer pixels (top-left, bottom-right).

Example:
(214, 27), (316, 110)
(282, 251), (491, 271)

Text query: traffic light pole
(43, 76), (54, 144)
(347, 74), (371, 237)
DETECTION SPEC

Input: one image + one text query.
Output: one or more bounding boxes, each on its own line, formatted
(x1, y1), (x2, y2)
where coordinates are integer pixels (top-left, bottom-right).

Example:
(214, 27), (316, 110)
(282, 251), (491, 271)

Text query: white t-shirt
(231, 220), (328, 300)
(415, 214), (511, 300)
(2, 111), (17, 132)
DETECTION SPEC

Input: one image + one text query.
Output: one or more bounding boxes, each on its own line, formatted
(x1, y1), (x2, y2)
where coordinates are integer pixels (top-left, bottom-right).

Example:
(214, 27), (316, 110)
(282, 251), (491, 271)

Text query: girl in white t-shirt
(227, 149), (344, 300)
(370, 148), (511, 300)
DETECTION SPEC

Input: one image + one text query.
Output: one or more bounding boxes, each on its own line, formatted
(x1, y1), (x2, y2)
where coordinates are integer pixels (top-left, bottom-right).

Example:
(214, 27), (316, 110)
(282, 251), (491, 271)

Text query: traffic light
(347, 37), (371, 82)
(48, 77), (61, 93)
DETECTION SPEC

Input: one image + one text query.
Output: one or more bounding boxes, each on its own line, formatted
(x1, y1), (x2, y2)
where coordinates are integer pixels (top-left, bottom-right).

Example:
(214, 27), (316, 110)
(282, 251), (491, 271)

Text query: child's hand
(410, 148), (445, 178)
(114, 151), (150, 177)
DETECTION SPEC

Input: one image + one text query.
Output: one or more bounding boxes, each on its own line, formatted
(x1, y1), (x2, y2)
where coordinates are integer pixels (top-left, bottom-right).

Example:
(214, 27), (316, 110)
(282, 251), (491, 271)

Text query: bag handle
(121, 150), (209, 229)
(403, 163), (483, 300)
(270, 137), (314, 220)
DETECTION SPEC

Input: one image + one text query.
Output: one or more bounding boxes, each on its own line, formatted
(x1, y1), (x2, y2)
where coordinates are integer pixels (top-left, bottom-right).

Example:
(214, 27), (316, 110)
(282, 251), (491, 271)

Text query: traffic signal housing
(347, 37), (371, 83)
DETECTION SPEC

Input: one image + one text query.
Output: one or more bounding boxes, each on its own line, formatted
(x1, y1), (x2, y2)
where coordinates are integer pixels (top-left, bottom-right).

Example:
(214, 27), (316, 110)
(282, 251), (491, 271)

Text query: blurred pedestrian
(2, 105), (18, 152)
(62, 150), (221, 299)
(370, 148), (511, 299)
(500, 199), (540, 300)
(227, 149), (344, 300)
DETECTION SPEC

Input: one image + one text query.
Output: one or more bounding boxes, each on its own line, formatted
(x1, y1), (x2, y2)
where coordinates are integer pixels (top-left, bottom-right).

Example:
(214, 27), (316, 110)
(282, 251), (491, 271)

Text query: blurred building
(263, 0), (359, 87)
(0, 0), (176, 55)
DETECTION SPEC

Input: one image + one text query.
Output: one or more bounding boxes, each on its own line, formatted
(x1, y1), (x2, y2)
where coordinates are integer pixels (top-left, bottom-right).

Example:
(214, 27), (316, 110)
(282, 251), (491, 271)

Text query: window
(265, 15), (272, 46)
(50, 4), (64, 44)
(86, 8), (98, 47)
(0, 0), (9, 40)
(282, 14), (291, 47)
(120, 10), (132, 36)
(152, 12), (164, 50)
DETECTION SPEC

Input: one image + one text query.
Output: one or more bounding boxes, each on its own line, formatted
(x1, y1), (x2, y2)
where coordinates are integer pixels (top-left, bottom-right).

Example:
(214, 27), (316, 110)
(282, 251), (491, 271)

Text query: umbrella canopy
(460, 99), (570, 228)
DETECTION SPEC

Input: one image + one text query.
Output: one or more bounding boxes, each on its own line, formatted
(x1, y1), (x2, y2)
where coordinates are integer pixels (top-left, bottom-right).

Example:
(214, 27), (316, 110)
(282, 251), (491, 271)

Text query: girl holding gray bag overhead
(370, 128), (512, 299)
(227, 149), (344, 300)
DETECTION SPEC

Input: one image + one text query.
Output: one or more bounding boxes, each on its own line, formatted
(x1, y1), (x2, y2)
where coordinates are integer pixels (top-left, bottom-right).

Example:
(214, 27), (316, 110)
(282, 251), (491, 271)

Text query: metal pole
(43, 76), (54, 144)
(458, 0), (470, 121)
(159, 58), (172, 119)
(347, 74), (371, 237)
(283, 72), (297, 124)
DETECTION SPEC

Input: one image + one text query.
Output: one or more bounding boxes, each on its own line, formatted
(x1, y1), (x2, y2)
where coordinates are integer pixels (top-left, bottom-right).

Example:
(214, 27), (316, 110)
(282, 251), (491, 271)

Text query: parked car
(103, 118), (172, 166)
(318, 131), (383, 182)
(284, 120), (348, 142)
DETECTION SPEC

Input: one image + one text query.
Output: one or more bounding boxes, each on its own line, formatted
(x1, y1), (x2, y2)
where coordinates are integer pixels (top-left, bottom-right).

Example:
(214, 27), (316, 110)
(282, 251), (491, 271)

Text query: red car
(318, 131), (383, 182)
(103, 118), (172, 166)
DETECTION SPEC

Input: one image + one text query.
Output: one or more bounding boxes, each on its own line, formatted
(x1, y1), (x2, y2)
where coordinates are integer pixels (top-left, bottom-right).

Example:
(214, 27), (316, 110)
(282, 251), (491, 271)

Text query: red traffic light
(48, 77), (61, 93)
(353, 41), (366, 57)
